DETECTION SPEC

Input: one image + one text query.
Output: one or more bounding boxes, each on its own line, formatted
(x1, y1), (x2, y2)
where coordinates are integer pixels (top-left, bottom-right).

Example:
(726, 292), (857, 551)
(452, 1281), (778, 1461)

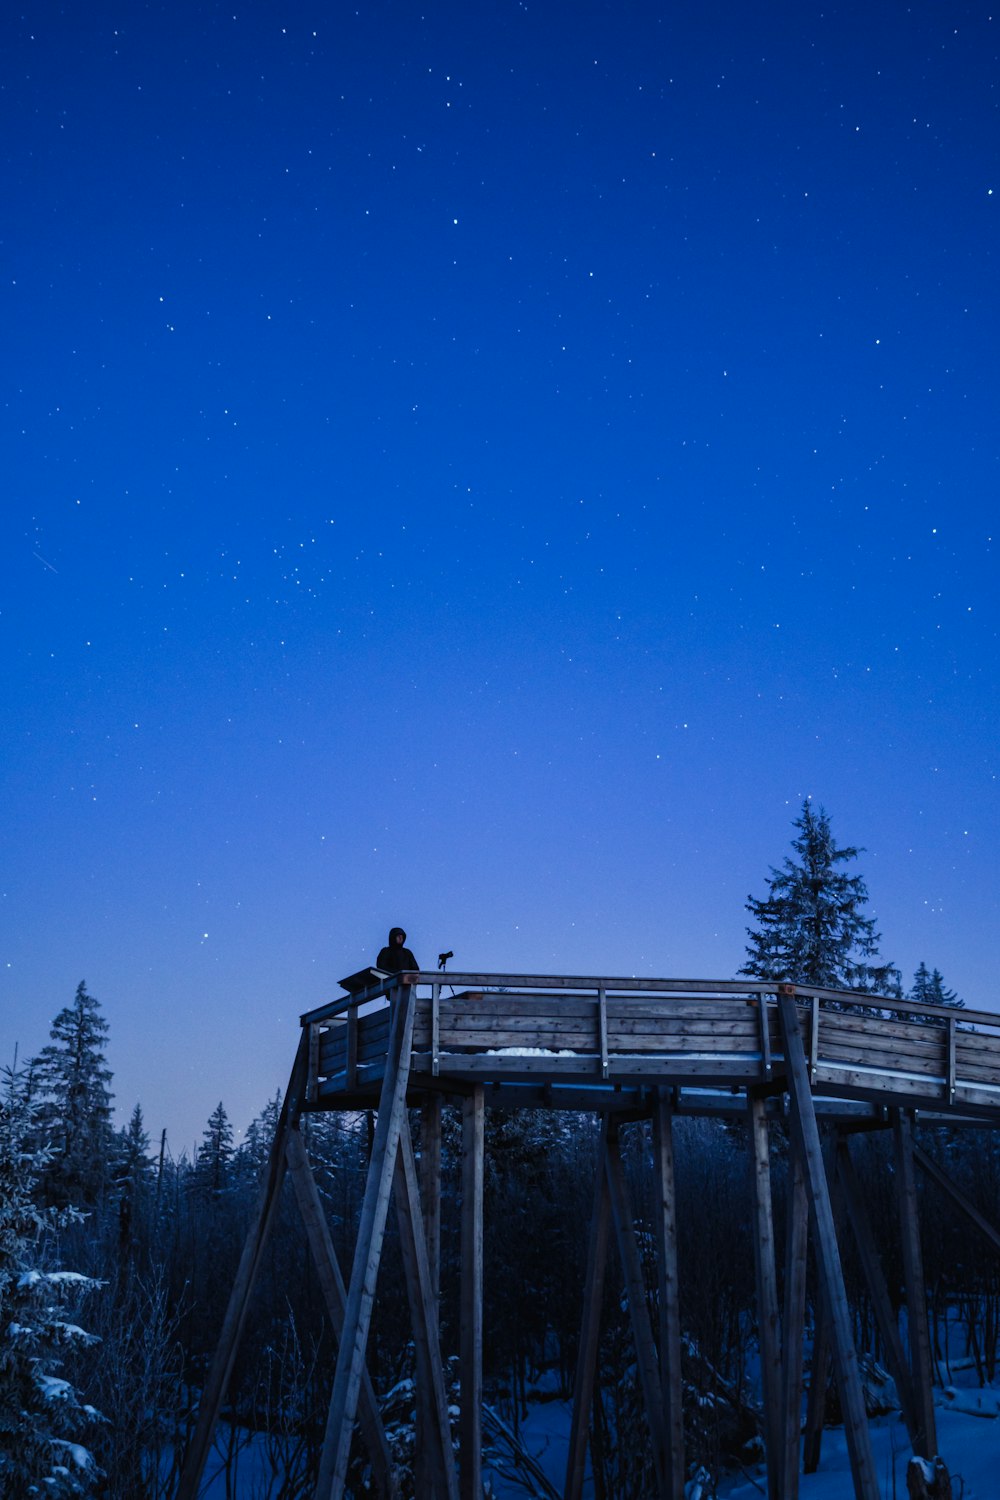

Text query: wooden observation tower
(177, 973), (1000, 1500)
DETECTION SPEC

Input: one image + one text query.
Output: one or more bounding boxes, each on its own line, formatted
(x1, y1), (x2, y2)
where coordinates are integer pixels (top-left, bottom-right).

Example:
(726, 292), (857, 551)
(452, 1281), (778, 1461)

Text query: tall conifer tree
(112, 1104), (154, 1252)
(192, 1102), (234, 1197)
(741, 800), (900, 995)
(33, 983), (114, 1209)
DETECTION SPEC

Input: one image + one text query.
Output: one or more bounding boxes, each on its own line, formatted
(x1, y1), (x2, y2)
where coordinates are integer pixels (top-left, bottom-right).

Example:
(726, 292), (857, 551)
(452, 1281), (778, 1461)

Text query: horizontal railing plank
(813, 1064), (943, 1099)
(421, 996), (763, 1022)
(302, 975), (1000, 1033)
(953, 1056), (1000, 1088)
(414, 1011), (760, 1038)
(954, 1081), (1000, 1108)
(815, 1040), (945, 1077)
(819, 1010), (948, 1047)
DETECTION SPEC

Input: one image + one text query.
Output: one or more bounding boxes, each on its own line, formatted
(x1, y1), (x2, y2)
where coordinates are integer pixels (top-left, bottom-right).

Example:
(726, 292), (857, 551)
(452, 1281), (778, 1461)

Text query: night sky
(3, 1), (997, 1157)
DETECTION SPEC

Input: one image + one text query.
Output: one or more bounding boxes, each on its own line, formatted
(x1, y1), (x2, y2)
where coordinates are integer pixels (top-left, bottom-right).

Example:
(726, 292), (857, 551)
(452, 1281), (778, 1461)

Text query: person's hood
(389, 927), (406, 944)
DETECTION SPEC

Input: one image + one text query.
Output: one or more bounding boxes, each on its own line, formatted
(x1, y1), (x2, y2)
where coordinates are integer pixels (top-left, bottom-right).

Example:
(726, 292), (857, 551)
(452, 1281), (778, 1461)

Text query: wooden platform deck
(301, 972), (1000, 1123)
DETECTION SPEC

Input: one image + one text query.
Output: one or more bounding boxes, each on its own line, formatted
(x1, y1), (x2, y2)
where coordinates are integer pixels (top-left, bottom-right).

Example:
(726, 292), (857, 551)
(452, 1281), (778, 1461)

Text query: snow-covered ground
(720, 1405), (998, 1500)
(190, 1378), (1000, 1498)
(507, 1385), (1000, 1500)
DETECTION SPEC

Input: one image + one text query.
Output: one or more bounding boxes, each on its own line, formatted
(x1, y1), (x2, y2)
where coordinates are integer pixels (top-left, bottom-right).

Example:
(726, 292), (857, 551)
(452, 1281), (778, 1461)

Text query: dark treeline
(2, 801), (994, 1499)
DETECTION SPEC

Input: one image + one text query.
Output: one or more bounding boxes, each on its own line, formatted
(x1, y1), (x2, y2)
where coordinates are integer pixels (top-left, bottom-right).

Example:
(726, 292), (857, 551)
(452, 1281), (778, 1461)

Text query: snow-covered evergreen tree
(0, 1063), (103, 1496)
(33, 983), (114, 1209)
(741, 800), (900, 995)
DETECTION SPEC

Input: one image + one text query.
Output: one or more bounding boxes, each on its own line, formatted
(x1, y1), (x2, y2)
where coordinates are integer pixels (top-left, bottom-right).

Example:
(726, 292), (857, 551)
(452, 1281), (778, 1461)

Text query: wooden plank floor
(302, 974), (1000, 1122)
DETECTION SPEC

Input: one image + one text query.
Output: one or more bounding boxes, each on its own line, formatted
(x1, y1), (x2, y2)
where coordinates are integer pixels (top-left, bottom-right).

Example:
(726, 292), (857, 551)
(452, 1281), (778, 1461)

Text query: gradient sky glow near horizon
(2, 0), (998, 1157)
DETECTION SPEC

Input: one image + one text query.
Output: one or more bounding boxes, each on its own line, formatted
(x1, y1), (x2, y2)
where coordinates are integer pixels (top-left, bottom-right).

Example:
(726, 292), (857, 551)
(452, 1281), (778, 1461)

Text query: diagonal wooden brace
(285, 1127), (399, 1500)
(177, 1033), (308, 1500)
(314, 983), (417, 1500)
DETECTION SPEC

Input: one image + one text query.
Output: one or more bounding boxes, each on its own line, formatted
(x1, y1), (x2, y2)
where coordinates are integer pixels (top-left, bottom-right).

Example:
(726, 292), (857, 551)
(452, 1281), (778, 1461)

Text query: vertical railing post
(432, 981), (441, 1078)
(598, 985), (609, 1079)
(307, 1022), (321, 1103)
(347, 1001), (359, 1091)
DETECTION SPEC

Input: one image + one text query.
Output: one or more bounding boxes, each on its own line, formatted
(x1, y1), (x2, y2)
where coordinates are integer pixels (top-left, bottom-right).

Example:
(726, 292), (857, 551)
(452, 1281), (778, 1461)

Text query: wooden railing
(300, 975), (1000, 1118)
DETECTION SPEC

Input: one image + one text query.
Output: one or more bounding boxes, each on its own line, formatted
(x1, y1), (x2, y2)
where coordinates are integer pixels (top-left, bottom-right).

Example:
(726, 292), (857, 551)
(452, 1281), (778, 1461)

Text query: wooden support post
(565, 1120), (612, 1500)
(747, 1091), (783, 1500)
(284, 1128), (399, 1500)
(394, 1112), (459, 1500)
(781, 1135), (809, 1500)
(835, 1137), (920, 1448)
(776, 992), (880, 1500)
(315, 983), (417, 1500)
(893, 1110), (937, 1459)
(605, 1120), (668, 1499)
(460, 1085), (485, 1500)
(416, 1096), (444, 1497)
(652, 1091), (685, 1500)
(598, 985), (610, 1079)
(177, 1035), (308, 1500)
(802, 1290), (829, 1475)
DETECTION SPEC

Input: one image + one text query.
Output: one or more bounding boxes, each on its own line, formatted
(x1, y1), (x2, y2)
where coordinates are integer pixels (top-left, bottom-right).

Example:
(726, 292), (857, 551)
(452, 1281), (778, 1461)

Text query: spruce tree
(741, 800), (900, 995)
(33, 983), (114, 1209)
(115, 1104), (152, 1186)
(904, 961), (964, 1025)
(0, 1064), (103, 1496)
(909, 962), (963, 1012)
(111, 1104), (154, 1252)
(192, 1103), (234, 1197)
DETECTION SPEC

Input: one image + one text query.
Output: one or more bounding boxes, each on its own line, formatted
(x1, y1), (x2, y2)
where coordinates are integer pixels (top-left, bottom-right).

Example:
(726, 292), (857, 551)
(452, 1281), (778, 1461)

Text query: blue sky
(2, 0), (997, 1153)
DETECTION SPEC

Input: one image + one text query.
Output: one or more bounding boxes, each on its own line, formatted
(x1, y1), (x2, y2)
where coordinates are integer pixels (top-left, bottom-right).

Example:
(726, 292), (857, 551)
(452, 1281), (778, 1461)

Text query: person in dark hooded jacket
(376, 927), (419, 974)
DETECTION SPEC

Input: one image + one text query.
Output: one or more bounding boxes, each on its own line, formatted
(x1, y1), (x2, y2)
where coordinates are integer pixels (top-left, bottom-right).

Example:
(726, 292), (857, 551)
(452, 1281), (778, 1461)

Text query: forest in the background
(3, 804), (997, 1500)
